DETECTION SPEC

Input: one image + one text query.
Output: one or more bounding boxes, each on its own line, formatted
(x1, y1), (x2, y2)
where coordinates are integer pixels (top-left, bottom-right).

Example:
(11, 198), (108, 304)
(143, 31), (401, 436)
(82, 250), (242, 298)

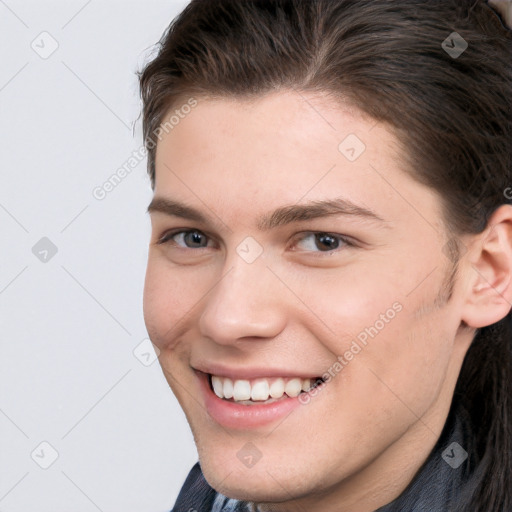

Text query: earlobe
(461, 204), (512, 329)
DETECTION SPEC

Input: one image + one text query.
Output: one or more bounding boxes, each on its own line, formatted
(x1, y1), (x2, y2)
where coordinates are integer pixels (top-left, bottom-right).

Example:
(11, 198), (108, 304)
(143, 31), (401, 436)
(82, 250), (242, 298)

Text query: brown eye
(314, 233), (340, 251)
(293, 232), (352, 253)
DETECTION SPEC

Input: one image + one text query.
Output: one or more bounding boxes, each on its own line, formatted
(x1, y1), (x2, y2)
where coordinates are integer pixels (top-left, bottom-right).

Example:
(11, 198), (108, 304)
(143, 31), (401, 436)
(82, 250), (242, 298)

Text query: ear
(461, 204), (512, 329)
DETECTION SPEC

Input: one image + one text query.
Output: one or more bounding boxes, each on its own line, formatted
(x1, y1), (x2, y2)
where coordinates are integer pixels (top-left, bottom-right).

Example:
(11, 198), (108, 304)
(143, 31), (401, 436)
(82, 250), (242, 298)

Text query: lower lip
(197, 371), (305, 429)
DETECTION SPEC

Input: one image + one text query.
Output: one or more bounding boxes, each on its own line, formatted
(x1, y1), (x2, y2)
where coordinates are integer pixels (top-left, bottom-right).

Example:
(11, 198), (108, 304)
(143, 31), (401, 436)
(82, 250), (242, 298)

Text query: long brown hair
(138, 1), (512, 509)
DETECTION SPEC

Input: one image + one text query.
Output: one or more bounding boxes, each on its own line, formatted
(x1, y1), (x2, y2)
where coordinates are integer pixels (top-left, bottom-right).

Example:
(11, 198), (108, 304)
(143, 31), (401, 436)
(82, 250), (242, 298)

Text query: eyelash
(156, 229), (356, 255)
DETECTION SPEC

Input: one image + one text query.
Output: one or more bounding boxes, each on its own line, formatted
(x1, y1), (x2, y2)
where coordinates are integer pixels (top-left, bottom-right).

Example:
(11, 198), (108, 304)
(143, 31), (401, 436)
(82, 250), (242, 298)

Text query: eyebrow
(147, 196), (387, 231)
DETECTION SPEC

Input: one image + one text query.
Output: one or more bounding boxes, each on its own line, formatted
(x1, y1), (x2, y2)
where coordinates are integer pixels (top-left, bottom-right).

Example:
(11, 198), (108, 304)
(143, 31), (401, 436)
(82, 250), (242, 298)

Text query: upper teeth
(210, 375), (318, 402)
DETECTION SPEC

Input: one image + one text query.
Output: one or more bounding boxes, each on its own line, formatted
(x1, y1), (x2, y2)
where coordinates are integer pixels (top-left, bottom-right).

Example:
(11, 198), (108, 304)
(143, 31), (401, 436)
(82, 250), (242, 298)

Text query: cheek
(143, 254), (220, 348)
(143, 256), (188, 349)
(292, 265), (452, 412)
(286, 265), (402, 351)
(332, 292), (453, 431)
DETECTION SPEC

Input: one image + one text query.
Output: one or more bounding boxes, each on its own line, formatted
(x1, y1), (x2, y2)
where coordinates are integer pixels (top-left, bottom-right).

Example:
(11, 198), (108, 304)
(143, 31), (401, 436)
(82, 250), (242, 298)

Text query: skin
(489, 0), (512, 28)
(143, 89), (512, 512)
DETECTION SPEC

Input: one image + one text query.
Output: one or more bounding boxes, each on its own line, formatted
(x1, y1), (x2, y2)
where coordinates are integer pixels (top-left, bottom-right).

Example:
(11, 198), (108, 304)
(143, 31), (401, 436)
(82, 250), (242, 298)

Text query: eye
(291, 232), (353, 253)
(157, 229), (212, 249)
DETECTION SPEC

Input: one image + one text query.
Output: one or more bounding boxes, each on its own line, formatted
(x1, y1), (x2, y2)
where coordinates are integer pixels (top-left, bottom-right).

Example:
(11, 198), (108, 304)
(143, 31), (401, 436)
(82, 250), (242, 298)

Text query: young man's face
(144, 90), (473, 510)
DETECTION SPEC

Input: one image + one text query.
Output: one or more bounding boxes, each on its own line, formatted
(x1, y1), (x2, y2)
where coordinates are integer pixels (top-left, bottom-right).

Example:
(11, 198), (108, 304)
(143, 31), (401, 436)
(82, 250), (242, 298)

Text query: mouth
(194, 366), (327, 428)
(207, 373), (325, 405)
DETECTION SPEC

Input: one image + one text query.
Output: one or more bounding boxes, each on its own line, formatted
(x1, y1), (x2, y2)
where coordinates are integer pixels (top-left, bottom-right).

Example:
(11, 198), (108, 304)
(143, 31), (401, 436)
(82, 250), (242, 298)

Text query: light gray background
(0, 1), (198, 510)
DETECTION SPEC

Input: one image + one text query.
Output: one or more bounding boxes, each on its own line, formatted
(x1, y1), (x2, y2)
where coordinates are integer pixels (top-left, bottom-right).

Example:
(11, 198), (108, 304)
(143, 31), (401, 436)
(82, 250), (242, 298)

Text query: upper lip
(193, 362), (323, 381)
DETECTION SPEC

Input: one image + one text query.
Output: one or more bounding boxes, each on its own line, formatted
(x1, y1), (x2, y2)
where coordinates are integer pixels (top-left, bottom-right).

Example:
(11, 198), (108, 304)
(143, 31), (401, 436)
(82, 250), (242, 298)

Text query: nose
(198, 254), (287, 345)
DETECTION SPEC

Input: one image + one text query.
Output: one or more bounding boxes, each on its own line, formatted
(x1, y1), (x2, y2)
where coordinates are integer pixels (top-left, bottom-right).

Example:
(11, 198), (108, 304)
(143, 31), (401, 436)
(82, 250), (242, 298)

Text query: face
(143, 90), (473, 511)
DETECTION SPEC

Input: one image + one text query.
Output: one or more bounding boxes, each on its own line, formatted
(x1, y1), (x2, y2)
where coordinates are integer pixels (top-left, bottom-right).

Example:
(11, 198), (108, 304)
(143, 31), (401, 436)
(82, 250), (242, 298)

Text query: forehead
(153, 90), (444, 235)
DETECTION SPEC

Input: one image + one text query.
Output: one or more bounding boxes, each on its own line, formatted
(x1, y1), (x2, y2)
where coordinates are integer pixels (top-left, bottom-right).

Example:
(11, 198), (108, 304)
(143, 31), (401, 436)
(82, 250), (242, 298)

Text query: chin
(200, 448), (315, 504)
(205, 472), (297, 504)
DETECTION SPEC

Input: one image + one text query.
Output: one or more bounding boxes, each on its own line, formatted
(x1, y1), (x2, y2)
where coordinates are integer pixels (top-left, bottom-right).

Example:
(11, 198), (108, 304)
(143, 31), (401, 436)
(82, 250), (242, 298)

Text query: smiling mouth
(208, 373), (325, 405)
